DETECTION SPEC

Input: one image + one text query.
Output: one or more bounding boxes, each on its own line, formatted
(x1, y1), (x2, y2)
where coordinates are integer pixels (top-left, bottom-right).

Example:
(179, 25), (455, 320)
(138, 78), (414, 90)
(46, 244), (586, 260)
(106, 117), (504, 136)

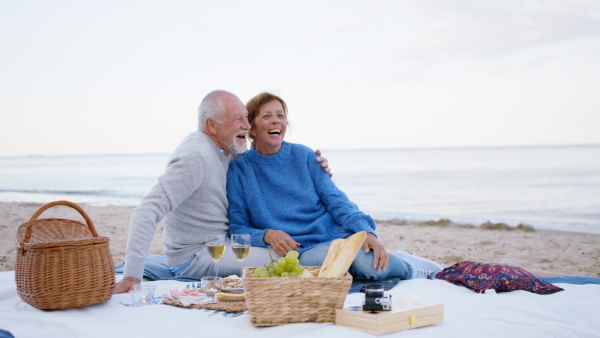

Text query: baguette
(318, 231), (368, 277)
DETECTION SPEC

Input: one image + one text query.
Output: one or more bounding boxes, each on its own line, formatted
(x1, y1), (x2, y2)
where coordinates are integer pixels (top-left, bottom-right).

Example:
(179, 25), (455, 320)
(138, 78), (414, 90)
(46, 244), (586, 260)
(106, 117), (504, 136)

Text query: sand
(1, 202), (598, 277)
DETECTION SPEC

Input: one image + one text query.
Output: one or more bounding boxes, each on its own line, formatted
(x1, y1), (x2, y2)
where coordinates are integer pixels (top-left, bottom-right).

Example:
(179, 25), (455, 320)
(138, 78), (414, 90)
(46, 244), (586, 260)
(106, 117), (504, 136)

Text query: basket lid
(17, 218), (95, 244)
(16, 201), (100, 245)
(20, 235), (110, 250)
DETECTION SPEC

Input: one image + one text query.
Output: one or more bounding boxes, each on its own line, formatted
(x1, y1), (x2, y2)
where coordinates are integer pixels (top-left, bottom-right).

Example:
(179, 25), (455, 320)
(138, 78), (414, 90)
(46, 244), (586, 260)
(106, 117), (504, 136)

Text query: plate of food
(221, 275), (244, 292)
(165, 289), (215, 306)
(221, 287), (244, 293)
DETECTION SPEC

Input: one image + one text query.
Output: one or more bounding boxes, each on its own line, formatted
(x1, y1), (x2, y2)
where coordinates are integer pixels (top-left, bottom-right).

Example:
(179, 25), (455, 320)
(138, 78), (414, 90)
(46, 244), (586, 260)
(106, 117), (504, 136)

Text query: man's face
(213, 94), (251, 156)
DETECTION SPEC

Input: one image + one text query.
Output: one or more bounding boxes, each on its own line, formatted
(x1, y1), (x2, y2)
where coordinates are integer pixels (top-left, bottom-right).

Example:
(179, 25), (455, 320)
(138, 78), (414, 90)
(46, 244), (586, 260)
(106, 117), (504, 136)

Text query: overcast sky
(1, 0), (599, 156)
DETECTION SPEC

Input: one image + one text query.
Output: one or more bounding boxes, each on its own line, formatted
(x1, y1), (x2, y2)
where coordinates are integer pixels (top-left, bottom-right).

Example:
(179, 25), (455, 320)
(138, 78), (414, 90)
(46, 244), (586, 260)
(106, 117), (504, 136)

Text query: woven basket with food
(242, 231), (367, 326)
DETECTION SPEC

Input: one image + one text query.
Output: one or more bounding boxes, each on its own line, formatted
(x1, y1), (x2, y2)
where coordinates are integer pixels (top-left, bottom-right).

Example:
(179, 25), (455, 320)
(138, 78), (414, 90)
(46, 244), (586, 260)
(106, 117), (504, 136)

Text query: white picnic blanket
(0, 271), (598, 338)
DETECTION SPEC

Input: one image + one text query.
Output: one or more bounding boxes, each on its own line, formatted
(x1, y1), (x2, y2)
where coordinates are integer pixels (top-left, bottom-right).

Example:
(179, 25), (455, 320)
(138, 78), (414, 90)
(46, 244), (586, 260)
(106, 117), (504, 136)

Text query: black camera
(362, 284), (392, 312)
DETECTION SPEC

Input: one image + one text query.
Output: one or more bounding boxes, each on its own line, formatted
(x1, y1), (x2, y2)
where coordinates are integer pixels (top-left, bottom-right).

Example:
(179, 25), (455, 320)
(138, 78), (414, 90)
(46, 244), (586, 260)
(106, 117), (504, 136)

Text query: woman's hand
(264, 229), (300, 257)
(362, 233), (389, 271)
(315, 149), (332, 177)
(113, 277), (140, 294)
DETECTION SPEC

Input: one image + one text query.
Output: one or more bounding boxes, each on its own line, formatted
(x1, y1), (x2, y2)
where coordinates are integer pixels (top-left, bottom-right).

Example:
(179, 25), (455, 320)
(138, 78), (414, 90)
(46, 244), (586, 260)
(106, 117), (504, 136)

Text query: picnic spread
(2, 200), (599, 337)
(2, 271), (600, 337)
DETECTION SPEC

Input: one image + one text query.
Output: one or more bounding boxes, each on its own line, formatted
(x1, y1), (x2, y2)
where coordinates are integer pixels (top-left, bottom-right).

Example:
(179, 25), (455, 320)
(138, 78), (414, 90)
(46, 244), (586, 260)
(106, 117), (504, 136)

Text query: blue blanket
(115, 255), (600, 292)
(536, 275), (600, 285)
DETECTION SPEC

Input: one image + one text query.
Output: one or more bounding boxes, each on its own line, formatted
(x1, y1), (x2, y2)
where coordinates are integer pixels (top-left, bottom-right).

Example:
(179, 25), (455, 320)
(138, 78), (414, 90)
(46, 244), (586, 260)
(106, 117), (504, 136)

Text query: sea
(1, 145), (599, 234)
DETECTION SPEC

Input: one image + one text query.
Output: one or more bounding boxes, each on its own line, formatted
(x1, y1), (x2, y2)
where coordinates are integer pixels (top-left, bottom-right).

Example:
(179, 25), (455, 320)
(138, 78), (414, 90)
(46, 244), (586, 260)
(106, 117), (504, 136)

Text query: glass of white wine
(231, 234), (251, 276)
(206, 234), (226, 276)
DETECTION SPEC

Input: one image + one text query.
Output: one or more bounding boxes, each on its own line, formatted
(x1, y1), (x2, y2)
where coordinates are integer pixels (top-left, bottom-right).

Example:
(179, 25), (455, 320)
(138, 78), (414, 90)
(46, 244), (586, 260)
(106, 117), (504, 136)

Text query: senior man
(114, 90), (329, 293)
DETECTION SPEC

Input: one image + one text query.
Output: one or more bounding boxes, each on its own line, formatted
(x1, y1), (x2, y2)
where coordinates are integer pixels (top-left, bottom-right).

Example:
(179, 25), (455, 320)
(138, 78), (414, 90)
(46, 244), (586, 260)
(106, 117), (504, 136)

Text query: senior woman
(226, 92), (442, 281)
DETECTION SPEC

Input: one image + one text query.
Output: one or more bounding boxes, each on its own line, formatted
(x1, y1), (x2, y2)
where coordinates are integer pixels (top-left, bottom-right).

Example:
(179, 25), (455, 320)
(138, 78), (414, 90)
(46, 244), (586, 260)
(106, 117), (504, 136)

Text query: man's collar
(200, 130), (228, 156)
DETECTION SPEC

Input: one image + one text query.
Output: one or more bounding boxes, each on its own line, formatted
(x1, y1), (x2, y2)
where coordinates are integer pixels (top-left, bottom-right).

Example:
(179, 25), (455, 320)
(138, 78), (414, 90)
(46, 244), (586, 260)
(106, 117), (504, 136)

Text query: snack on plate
(170, 289), (204, 297)
(216, 292), (245, 301)
(165, 288), (213, 306)
(222, 275), (243, 289)
(318, 231), (368, 278)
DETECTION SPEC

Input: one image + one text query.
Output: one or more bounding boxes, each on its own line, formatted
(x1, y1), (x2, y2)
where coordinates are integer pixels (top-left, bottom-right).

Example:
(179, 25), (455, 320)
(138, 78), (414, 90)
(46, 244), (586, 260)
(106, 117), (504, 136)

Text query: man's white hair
(198, 90), (235, 130)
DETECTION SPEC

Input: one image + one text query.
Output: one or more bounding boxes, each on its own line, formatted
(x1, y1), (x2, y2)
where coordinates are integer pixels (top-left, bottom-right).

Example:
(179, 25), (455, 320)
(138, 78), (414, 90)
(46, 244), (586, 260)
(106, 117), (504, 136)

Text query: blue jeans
(299, 241), (412, 281)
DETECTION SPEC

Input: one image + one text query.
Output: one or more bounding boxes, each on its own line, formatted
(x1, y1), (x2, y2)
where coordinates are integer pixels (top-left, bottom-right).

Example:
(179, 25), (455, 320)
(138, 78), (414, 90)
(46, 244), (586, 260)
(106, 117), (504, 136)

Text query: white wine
(207, 244), (226, 263)
(232, 245), (250, 262)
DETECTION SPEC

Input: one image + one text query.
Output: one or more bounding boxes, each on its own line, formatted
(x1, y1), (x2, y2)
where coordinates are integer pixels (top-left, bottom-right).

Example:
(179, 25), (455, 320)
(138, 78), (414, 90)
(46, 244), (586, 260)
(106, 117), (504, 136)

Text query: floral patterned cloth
(434, 261), (564, 294)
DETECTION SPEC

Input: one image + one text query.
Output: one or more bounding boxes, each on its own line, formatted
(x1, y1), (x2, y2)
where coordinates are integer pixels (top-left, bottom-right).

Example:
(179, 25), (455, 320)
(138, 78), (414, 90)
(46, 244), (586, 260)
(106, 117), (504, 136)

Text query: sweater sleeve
(226, 160), (269, 247)
(306, 148), (377, 236)
(122, 152), (207, 280)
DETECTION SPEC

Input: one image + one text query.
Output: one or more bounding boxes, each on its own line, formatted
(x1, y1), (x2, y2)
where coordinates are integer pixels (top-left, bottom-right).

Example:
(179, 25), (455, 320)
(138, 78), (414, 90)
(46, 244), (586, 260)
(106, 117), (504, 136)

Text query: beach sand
(1, 202), (598, 277)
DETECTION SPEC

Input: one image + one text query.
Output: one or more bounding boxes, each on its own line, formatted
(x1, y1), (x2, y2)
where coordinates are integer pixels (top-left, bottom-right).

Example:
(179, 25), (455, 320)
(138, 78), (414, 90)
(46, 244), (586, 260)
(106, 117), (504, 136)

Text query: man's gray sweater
(122, 131), (233, 280)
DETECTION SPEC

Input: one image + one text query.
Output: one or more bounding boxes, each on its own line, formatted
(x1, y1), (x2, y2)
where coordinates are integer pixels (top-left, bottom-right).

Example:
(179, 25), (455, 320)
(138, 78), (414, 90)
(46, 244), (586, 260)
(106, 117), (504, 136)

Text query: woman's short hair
(245, 92), (288, 147)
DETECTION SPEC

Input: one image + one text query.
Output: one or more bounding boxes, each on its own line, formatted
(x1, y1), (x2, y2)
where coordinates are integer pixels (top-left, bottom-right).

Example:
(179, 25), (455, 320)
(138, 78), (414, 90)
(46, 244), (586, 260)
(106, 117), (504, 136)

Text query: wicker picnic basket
(242, 266), (352, 326)
(15, 200), (115, 310)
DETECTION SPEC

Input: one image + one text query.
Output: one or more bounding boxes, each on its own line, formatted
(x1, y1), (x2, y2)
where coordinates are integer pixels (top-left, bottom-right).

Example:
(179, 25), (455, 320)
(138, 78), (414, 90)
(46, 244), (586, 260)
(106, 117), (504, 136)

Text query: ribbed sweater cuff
(353, 220), (377, 237)
(122, 257), (145, 281)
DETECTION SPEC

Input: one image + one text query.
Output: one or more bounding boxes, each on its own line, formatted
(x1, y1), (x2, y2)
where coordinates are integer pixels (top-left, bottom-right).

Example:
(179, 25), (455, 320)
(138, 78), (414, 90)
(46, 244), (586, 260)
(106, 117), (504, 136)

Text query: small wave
(0, 189), (142, 199)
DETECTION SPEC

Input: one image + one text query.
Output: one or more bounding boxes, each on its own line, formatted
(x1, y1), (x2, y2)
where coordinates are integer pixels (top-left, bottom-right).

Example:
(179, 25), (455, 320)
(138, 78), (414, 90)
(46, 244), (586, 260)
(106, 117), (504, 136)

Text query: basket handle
(21, 200), (99, 243)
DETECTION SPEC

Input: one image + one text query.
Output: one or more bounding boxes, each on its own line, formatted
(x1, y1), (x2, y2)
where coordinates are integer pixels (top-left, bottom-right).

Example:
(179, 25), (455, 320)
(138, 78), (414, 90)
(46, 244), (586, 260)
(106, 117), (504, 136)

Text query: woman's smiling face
(251, 99), (288, 155)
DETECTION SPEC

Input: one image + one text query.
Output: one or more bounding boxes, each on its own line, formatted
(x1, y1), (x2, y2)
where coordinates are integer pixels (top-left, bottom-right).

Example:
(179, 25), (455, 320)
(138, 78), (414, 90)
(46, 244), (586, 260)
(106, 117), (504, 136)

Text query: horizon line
(2, 142), (600, 159)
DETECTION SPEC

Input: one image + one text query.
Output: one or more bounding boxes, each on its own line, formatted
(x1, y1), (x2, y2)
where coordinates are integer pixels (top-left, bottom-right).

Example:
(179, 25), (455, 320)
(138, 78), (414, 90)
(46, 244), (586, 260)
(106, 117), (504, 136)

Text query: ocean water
(1, 145), (599, 234)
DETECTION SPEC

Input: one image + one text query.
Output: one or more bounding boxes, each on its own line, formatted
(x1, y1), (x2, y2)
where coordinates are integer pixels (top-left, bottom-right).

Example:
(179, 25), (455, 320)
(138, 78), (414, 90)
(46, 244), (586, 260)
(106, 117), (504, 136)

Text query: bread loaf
(318, 231), (368, 277)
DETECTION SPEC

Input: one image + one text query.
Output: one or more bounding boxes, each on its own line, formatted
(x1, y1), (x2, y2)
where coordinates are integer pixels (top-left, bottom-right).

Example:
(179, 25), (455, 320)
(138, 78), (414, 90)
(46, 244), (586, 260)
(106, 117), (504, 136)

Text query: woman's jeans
(299, 241), (412, 281)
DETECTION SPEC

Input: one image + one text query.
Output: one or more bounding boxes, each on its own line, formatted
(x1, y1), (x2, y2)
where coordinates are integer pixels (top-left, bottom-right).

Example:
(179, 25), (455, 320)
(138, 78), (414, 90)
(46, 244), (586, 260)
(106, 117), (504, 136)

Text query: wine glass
(231, 234), (251, 276)
(206, 234), (226, 276)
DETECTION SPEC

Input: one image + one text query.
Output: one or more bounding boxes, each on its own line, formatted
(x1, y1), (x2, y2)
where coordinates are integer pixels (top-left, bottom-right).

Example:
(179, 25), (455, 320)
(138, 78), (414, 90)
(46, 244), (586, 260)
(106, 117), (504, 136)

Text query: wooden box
(335, 299), (443, 336)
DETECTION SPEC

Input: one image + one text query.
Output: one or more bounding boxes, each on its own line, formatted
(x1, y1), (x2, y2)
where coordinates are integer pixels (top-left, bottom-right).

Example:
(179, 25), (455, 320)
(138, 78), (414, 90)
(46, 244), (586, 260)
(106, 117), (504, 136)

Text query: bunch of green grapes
(252, 250), (305, 278)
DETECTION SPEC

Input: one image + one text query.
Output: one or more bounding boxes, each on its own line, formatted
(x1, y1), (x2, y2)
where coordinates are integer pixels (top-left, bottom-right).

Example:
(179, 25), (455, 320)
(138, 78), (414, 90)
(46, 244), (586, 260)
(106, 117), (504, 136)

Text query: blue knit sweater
(226, 141), (376, 254)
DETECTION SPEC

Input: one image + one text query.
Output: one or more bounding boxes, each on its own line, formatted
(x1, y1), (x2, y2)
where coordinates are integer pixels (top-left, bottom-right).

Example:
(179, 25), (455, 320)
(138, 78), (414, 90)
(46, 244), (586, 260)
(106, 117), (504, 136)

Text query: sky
(1, 0), (599, 157)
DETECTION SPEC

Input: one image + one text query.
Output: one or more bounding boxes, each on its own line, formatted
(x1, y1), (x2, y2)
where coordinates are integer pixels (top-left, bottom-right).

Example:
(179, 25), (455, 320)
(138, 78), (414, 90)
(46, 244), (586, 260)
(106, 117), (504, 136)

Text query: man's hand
(362, 233), (389, 271)
(315, 149), (332, 177)
(113, 277), (140, 294)
(264, 229), (300, 257)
